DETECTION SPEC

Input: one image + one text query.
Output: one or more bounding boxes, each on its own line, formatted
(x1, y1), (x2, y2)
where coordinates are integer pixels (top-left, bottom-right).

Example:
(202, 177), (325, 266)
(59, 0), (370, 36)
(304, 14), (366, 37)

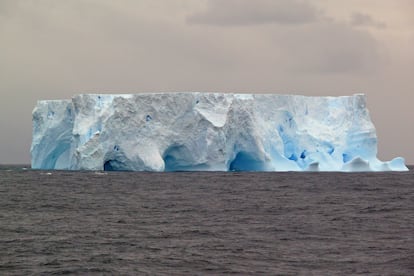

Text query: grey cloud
(187, 0), (320, 26)
(274, 22), (381, 74)
(0, 0), (19, 17)
(350, 12), (386, 29)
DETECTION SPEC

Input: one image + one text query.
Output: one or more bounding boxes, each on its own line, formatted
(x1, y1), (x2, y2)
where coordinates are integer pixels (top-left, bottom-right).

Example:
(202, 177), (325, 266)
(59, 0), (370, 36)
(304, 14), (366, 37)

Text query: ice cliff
(31, 93), (408, 171)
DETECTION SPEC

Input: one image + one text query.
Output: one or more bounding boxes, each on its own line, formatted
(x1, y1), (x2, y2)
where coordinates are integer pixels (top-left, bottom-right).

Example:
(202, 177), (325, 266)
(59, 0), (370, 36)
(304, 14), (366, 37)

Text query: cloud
(185, 0), (381, 73)
(272, 22), (381, 74)
(350, 12), (386, 29)
(187, 0), (320, 26)
(0, 0), (18, 16)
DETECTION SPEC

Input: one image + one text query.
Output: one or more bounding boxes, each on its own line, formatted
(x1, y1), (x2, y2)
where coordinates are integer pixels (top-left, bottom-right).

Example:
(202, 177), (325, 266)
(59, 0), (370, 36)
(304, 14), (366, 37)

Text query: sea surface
(0, 165), (413, 275)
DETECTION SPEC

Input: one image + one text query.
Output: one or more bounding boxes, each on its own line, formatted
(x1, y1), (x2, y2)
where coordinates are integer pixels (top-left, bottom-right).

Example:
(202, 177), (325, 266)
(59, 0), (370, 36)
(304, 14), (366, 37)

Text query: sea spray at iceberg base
(31, 93), (408, 172)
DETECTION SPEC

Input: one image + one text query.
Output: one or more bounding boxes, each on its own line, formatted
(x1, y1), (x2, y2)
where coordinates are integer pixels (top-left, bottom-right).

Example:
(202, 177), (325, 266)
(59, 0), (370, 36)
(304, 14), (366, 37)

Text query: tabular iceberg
(31, 93), (408, 172)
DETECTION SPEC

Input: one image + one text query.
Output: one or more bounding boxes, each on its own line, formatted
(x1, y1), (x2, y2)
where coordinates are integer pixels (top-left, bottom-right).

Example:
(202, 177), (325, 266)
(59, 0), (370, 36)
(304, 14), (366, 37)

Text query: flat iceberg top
(31, 93), (408, 172)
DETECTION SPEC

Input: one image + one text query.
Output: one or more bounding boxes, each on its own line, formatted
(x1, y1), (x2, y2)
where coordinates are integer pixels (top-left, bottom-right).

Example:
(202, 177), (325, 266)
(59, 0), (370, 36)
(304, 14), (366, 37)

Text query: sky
(0, 0), (413, 164)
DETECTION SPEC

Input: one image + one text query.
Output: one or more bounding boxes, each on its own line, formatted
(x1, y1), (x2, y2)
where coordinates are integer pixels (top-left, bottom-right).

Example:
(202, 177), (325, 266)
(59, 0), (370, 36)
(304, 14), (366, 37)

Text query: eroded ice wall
(31, 93), (408, 171)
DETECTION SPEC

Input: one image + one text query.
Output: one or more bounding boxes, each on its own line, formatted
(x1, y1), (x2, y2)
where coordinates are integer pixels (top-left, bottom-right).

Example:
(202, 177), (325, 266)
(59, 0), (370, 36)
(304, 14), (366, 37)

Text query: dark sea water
(0, 165), (413, 275)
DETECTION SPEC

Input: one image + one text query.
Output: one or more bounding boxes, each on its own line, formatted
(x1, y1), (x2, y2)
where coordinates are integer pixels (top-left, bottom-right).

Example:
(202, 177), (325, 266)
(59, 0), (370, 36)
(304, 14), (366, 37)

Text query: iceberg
(31, 93), (408, 172)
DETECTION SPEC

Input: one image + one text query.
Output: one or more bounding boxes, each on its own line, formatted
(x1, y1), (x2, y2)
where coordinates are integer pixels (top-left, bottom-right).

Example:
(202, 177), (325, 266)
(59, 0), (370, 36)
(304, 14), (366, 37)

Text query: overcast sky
(0, 0), (413, 164)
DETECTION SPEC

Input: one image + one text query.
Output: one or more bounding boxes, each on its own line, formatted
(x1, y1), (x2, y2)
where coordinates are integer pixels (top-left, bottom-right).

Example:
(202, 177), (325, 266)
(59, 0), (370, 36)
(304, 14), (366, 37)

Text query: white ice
(31, 93), (408, 172)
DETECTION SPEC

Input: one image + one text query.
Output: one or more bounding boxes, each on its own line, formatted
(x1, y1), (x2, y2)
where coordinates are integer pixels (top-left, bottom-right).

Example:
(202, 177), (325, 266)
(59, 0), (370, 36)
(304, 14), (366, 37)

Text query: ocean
(0, 165), (413, 275)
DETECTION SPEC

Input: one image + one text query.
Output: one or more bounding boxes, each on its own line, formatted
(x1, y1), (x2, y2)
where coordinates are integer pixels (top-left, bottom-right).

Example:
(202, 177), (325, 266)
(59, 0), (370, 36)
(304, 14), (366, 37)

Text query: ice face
(30, 93), (408, 172)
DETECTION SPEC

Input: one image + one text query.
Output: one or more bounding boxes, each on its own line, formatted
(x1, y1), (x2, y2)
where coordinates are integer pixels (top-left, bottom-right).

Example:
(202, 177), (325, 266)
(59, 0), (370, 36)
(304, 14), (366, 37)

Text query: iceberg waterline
(31, 93), (408, 172)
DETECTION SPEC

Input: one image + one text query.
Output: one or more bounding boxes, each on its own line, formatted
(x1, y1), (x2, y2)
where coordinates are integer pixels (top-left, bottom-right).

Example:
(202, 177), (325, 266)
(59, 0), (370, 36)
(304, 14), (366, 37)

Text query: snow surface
(31, 93), (408, 172)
